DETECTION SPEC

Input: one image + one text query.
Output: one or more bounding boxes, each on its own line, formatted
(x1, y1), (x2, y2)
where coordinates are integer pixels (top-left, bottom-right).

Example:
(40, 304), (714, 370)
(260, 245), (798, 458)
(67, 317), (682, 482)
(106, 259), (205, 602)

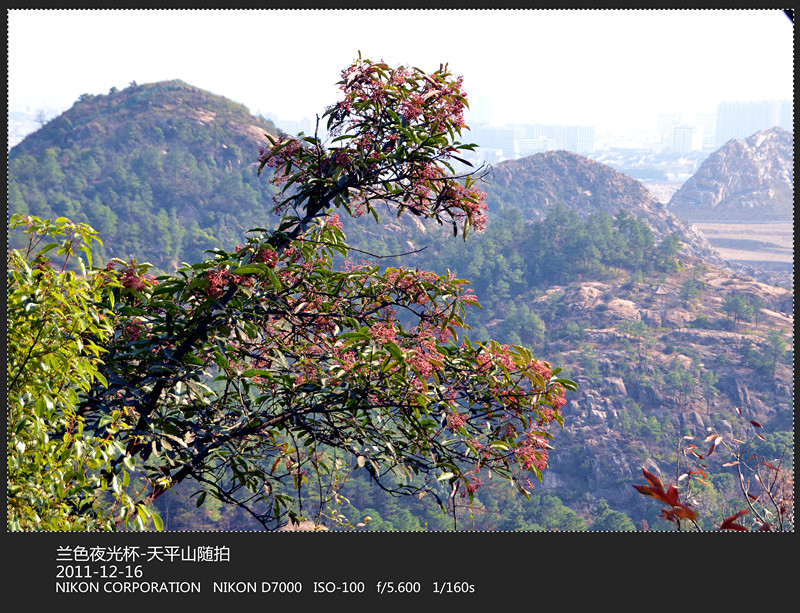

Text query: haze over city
(8, 9), (793, 147)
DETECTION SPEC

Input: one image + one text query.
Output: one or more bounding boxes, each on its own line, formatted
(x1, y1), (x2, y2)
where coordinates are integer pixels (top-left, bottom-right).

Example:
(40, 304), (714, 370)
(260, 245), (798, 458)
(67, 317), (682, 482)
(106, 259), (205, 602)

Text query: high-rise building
(658, 112), (682, 149)
(714, 100), (792, 146)
(470, 124), (521, 158)
(672, 124), (703, 153)
(436, 121), (595, 163)
(521, 123), (595, 154)
(517, 137), (558, 156)
(695, 113), (717, 149)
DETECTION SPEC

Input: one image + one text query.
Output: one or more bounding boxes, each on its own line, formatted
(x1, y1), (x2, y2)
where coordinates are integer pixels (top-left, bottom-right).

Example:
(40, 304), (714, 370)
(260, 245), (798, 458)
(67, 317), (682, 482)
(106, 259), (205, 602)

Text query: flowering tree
(259, 53), (488, 239)
(13, 56), (575, 530)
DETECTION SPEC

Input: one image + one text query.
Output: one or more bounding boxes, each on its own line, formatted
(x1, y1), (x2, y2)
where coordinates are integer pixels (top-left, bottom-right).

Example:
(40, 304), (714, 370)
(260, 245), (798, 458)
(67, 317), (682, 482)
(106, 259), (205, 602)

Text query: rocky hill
(527, 255), (793, 521)
(484, 150), (724, 265)
(667, 127), (793, 222)
(8, 80), (280, 272)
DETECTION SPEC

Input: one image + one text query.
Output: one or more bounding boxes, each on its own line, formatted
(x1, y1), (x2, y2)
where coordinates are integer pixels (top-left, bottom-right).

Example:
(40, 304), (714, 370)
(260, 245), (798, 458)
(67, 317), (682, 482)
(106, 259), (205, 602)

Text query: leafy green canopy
(8, 216), (161, 530)
(9, 56), (576, 530)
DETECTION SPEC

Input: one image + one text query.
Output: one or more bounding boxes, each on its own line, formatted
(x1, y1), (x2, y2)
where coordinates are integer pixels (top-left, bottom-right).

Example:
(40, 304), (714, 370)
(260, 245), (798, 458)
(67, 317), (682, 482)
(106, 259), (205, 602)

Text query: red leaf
(642, 468), (663, 490)
(719, 509), (749, 531)
(269, 458), (281, 475)
(665, 485), (680, 507)
(672, 505), (697, 521)
(660, 509), (678, 524)
(632, 484), (656, 498)
(641, 469), (667, 498)
(750, 420), (762, 428)
(757, 523), (772, 531)
(720, 522), (748, 531)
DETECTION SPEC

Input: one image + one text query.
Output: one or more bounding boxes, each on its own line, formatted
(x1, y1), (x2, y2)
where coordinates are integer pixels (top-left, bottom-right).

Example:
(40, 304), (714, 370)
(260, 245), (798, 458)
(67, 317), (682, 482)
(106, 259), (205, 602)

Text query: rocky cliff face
(484, 150), (725, 264)
(526, 259), (794, 520)
(667, 127), (793, 222)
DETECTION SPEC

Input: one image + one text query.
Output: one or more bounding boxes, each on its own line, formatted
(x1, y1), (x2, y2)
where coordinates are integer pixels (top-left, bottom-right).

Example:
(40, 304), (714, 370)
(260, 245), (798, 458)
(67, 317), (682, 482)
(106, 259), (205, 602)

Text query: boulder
(641, 457), (662, 476)
(604, 376), (628, 397)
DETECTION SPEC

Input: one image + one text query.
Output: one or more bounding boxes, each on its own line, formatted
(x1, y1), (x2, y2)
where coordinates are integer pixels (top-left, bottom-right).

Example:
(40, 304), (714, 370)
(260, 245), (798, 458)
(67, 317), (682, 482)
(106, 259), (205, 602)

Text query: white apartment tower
(715, 100), (792, 146)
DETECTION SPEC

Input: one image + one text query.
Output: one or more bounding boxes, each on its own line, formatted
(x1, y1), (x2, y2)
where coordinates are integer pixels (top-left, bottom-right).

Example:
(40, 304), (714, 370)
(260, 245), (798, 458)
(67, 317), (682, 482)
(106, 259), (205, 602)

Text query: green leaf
(384, 342), (405, 361)
(39, 242), (61, 255)
(240, 369), (273, 378)
(265, 266), (281, 290)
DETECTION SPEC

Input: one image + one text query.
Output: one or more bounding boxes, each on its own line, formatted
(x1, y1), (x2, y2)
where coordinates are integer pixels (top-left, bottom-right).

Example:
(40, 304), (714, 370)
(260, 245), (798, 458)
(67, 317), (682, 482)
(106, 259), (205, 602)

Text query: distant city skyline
(8, 9), (793, 143)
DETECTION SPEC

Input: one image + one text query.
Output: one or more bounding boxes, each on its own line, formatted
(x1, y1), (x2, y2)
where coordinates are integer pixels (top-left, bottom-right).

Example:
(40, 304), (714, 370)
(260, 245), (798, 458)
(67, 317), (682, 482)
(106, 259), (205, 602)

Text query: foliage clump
(8, 216), (160, 530)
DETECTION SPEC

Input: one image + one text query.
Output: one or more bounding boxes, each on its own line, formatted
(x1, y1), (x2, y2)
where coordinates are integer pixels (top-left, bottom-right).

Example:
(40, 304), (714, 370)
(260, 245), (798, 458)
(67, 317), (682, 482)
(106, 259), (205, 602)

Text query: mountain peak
(484, 150), (723, 263)
(9, 79), (280, 272)
(667, 126), (793, 222)
(13, 79), (276, 155)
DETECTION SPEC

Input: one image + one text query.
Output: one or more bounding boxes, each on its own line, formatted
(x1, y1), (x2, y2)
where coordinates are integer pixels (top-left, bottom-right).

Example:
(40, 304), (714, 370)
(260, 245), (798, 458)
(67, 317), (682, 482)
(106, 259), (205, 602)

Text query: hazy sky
(8, 9), (794, 136)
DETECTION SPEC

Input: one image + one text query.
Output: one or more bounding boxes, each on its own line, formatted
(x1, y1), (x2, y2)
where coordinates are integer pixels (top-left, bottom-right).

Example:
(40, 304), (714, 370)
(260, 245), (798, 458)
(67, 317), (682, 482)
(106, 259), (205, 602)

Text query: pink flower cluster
(422, 73), (467, 135)
(325, 212), (343, 231)
(516, 443), (548, 472)
(446, 411), (468, 431)
(463, 472), (482, 495)
(339, 63), (386, 104)
(124, 318), (143, 341)
(206, 268), (229, 298)
(399, 92), (426, 122)
(119, 261), (148, 292)
(547, 384), (567, 411)
(408, 348), (435, 381)
(476, 343), (516, 374)
(371, 321), (397, 346)
(332, 343), (357, 373)
(384, 268), (442, 306)
(529, 360), (553, 380)
(443, 183), (488, 233)
(406, 326), (438, 383)
(254, 247), (278, 268)
(259, 136), (302, 168)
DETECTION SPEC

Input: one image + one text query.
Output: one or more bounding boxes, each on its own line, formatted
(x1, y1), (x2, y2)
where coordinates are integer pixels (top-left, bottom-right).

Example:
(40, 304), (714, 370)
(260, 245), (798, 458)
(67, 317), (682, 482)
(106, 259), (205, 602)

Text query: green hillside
(9, 80), (281, 271)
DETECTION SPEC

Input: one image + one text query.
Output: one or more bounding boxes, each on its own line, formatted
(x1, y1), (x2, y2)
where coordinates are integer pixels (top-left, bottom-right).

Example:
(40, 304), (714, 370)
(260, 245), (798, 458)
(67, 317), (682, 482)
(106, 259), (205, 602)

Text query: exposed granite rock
(667, 127), (793, 222)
